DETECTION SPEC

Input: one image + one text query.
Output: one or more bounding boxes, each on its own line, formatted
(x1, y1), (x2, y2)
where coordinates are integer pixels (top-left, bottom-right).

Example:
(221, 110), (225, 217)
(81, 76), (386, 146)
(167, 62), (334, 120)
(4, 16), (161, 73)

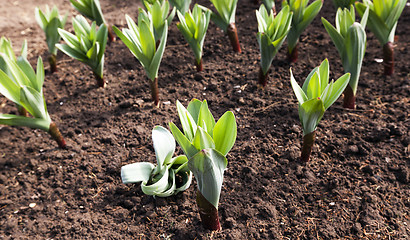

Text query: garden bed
(0, 0), (409, 239)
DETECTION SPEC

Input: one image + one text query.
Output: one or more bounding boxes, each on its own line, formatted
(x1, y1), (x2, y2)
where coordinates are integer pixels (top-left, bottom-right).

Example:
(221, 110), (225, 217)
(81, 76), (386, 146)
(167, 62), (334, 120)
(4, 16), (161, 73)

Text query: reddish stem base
(93, 73), (106, 88)
(227, 23), (241, 53)
(48, 54), (57, 73)
(301, 131), (315, 162)
(48, 122), (66, 149)
(287, 45), (298, 63)
(17, 105), (29, 117)
(383, 42), (394, 76)
(150, 78), (160, 108)
(196, 190), (221, 231)
(343, 85), (356, 109)
(108, 26), (116, 43)
(195, 59), (203, 72)
(258, 67), (270, 88)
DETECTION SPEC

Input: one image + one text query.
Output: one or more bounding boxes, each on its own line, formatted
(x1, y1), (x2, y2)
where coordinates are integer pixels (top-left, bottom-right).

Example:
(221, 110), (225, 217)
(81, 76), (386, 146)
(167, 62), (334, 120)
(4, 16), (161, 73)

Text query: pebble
(347, 145), (359, 154)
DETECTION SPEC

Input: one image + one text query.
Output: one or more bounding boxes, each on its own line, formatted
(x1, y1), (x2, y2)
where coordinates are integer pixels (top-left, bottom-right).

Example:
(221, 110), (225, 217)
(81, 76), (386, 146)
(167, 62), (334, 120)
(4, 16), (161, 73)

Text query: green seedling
(56, 15), (108, 88)
(121, 126), (192, 197)
(169, 99), (237, 231)
(290, 59), (350, 162)
(177, 4), (212, 71)
(70, 0), (116, 42)
(332, 0), (355, 9)
(113, 14), (167, 107)
(35, 5), (67, 73)
(355, 0), (406, 75)
(142, 0), (176, 43)
(0, 53), (66, 148)
(209, 0), (241, 53)
(282, 0), (323, 62)
(322, 6), (368, 109)
(256, 5), (293, 87)
(263, 0), (276, 13)
(169, 0), (192, 14)
(0, 38), (29, 116)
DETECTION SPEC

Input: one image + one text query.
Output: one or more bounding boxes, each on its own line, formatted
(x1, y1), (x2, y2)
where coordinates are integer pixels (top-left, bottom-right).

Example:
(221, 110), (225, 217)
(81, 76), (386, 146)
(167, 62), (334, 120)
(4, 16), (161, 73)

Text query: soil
(1, 0), (409, 239)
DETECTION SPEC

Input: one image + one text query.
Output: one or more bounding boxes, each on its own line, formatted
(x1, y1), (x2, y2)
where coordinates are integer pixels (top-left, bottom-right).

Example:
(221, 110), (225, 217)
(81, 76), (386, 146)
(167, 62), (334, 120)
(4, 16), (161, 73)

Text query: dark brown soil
(1, 0), (409, 239)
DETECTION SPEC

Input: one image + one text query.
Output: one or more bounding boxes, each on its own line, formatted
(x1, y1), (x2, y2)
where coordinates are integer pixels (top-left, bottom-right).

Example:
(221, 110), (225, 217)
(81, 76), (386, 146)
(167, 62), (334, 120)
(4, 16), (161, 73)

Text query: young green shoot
(209, 0), (241, 53)
(290, 59), (350, 162)
(70, 0), (116, 42)
(256, 5), (293, 87)
(56, 15), (108, 88)
(0, 37), (29, 117)
(282, 0), (323, 62)
(121, 126), (192, 197)
(322, 6), (368, 109)
(35, 5), (67, 73)
(177, 4), (211, 71)
(169, 99), (237, 231)
(169, 0), (192, 15)
(0, 53), (66, 148)
(263, 0), (276, 13)
(355, 0), (406, 75)
(332, 0), (355, 9)
(113, 14), (167, 108)
(142, 0), (176, 44)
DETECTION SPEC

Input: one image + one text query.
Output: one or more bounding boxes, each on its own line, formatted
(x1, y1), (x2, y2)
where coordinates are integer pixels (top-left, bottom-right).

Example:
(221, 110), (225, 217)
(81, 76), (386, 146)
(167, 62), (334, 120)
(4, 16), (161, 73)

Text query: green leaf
(299, 98), (325, 135)
(19, 86), (48, 119)
(197, 100), (215, 136)
(0, 68), (20, 104)
(192, 126), (215, 151)
(187, 98), (203, 123)
(188, 148), (227, 209)
(141, 167), (171, 195)
(323, 73), (350, 110)
(56, 44), (88, 62)
(147, 21), (167, 80)
(306, 72), (320, 99)
(16, 57), (36, 88)
(0, 114), (50, 131)
(290, 68), (308, 105)
(45, 18), (61, 54)
(152, 126), (175, 168)
(58, 28), (81, 49)
(322, 17), (345, 56)
(169, 122), (199, 159)
(121, 162), (155, 184)
(213, 111), (237, 156)
(34, 7), (48, 30)
(35, 57), (45, 92)
(176, 100), (197, 141)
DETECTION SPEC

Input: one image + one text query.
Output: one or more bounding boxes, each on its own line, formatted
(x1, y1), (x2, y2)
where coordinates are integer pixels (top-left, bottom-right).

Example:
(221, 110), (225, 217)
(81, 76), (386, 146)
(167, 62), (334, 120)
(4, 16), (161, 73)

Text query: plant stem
(48, 122), (66, 149)
(108, 26), (116, 43)
(150, 78), (160, 108)
(383, 41), (394, 76)
(301, 131), (315, 162)
(258, 67), (270, 88)
(48, 54), (57, 73)
(287, 44), (298, 63)
(195, 59), (203, 72)
(17, 105), (29, 117)
(342, 84), (356, 109)
(93, 73), (106, 88)
(227, 23), (241, 53)
(196, 190), (221, 231)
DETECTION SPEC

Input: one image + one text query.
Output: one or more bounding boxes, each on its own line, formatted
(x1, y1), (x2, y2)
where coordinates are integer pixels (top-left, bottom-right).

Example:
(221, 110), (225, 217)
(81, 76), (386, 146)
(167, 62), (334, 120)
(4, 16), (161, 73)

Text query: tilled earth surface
(0, 0), (409, 239)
